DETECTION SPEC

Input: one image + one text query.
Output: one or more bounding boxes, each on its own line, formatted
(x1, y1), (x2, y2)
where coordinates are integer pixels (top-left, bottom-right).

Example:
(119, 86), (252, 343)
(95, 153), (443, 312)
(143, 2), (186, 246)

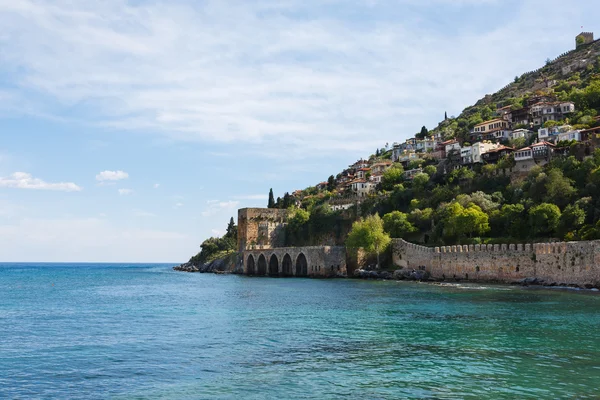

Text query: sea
(1, 263), (599, 399)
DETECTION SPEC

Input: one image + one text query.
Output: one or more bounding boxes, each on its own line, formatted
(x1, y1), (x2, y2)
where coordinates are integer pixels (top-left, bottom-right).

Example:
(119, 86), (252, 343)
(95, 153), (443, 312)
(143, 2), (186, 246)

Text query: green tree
(443, 202), (489, 239)
(558, 204), (586, 239)
(423, 165), (437, 177)
(408, 208), (433, 232)
(456, 191), (499, 213)
(498, 203), (526, 238)
(383, 211), (417, 238)
(508, 137), (526, 149)
(412, 172), (430, 193)
(346, 214), (391, 268)
(381, 164), (404, 190)
(407, 160), (422, 170)
(327, 175), (335, 191)
(529, 203), (561, 237)
(448, 167), (476, 184)
(544, 169), (576, 209)
(417, 126), (429, 139)
(282, 192), (292, 208)
(268, 188), (275, 208)
(225, 217), (237, 240)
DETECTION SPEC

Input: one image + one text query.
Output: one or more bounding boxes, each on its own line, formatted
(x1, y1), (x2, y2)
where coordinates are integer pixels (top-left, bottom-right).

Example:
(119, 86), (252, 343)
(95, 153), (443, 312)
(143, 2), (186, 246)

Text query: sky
(0, 0), (596, 262)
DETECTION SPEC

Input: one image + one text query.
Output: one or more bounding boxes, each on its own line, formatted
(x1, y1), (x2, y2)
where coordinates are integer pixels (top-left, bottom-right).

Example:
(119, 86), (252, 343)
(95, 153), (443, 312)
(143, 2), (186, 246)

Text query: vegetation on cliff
(188, 217), (238, 266)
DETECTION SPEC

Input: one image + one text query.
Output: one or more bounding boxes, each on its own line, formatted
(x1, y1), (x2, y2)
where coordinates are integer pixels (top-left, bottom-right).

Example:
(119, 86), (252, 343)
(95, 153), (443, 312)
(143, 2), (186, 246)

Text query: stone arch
(295, 253), (308, 277)
(247, 254), (256, 275)
(282, 254), (293, 277)
(268, 254), (279, 276)
(257, 254), (267, 276)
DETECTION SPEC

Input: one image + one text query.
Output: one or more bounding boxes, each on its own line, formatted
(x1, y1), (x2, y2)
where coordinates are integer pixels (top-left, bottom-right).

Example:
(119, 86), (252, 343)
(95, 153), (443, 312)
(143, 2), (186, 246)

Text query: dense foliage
(345, 214), (391, 267)
(362, 149), (600, 245)
(189, 217), (238, 265)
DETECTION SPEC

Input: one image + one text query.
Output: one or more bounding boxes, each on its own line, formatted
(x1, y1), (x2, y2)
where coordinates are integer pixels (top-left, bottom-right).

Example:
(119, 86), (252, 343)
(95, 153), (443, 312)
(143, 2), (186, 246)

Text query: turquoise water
(1, 264), (599, 399)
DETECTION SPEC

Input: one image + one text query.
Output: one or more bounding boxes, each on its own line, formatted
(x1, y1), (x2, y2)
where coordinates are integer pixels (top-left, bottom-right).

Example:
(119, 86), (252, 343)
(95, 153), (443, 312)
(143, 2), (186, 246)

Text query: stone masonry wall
(393, 239), (600, 286)
(237, 208), (288, 252)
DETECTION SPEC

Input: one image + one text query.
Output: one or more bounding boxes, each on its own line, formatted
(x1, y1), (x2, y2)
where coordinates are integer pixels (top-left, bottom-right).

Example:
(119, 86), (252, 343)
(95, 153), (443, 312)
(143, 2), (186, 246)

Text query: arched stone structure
(282, 254), (293, 277)
(257, 254), (267, 276)
(242, 246), (346, 278)
(268, 254), (279, 276)
(247, 254), (256, 276)
(295, 253), (308, 277)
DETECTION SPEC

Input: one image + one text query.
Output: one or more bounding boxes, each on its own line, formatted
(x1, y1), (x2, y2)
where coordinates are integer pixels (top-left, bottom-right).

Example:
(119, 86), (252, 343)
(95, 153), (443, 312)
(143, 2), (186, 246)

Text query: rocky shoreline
(173, 260), (599, 290)
(351, 268), (600, 289)
(173, 255), (240, 274)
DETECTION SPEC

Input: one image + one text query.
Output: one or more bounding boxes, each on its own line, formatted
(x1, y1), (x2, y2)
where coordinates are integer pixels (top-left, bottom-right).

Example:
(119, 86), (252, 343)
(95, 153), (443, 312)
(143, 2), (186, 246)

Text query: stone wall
(237, 208), (288, 252)
(393, 239), (600, 286)
(243, 246), (347, 278)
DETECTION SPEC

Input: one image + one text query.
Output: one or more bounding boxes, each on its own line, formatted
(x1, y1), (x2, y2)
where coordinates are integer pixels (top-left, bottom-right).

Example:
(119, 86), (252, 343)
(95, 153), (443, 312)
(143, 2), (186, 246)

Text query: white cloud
(174, 202), (183, 209)
(0, 172), (82, 192)
(118, 188), (133, 195)
(153, 183), (160, 189)
(0, 0), (587, 158)
(96, 170), (129, 182)
(201, 200), (239, 217)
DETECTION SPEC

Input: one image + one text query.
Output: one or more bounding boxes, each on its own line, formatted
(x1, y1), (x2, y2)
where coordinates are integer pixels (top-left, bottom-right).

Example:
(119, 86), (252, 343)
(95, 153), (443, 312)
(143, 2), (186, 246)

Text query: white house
(356, 168), (371, 180)
(461, 146), (473, 164)
(488, 129), (512, 141)
(510, 129), (533, 140)
(445, 140), (461, 155)
(329, 200), (355, 211)
(424, 139), (436, 152)
(557, 130), (582, 142)
(471, 142), (500, 163)
(416, 140), (425, 152)
(351, 180), (374, 197)
(371, 161), (393, 175)
(397, 151), (420, 163)
(370, 174), (383, 184)
(514, 147), (533, 161)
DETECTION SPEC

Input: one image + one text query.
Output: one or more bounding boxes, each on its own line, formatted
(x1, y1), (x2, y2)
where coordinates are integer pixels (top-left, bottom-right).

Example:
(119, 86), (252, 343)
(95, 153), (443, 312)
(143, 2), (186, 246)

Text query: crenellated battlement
(393, 238), (600, 286)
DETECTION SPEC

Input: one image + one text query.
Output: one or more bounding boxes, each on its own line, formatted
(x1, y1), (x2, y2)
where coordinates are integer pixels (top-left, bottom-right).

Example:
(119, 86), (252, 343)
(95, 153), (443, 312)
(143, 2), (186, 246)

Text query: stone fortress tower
(237, 208), (288, 252)
(576, 32), (594, 48)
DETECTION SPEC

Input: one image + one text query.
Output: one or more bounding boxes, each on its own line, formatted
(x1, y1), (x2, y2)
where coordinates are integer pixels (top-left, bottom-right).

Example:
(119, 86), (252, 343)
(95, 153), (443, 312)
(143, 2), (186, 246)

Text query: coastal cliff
(174, 252), (242, 274)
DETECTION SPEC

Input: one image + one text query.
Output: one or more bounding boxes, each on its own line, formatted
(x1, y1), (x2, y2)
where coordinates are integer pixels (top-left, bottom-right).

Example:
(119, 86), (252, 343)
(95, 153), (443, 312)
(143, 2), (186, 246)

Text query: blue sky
(0, 0), (596, 262)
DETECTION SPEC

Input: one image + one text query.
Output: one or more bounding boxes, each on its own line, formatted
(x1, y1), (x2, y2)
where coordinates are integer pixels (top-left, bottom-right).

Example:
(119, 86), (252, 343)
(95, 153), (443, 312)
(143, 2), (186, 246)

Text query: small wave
(431, 282), (513, 291)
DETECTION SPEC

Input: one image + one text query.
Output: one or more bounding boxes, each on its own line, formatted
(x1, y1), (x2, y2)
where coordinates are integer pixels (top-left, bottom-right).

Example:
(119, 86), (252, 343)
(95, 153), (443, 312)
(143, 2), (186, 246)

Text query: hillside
(264, 34), (600, 250)
(429, 36), (600, 142)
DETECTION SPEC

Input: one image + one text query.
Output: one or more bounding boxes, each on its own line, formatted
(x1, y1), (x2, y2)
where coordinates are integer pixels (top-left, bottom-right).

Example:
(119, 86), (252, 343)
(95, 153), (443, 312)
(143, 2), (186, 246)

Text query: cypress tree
(327, 175), (335, 191)
(225, 217), (237, 240)
(268, 188), (275, 208)
(283, 192), (291, 208)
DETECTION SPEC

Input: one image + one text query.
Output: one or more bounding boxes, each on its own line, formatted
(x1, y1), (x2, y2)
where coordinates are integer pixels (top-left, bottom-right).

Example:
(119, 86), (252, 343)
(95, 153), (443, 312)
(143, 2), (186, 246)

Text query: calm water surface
(1, 263), (599, 399)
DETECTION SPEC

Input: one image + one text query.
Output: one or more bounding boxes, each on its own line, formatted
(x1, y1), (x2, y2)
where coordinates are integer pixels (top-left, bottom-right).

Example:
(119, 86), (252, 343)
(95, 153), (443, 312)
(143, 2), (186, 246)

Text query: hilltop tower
(576, 32), (594, 48)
